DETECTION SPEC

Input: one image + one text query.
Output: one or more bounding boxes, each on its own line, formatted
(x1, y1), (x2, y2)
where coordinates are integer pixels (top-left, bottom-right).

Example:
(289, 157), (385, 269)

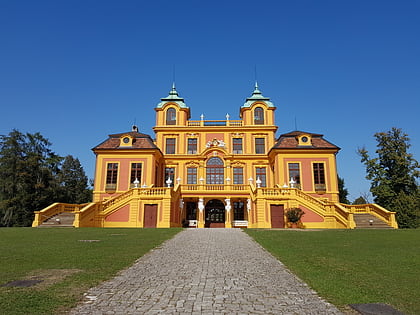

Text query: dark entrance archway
(205, 199), (225, 228)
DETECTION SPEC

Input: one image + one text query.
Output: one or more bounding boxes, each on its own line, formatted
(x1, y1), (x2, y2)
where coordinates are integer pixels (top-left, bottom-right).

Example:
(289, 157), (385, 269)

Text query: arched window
(254, 107), (264, 125)
(206, 157), (224, 184)
(166, 108), (176, 125)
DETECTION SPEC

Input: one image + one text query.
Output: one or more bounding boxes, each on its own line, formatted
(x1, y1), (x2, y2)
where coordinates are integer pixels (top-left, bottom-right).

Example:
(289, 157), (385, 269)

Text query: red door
(270, 205), (285, 228)
(144, 204), (157, 228)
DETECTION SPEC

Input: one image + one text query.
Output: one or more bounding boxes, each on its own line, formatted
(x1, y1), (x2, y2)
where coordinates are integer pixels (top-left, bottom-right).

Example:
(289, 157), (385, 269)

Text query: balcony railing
(187, 120), (243, 127)
(180, 184), (249, 192)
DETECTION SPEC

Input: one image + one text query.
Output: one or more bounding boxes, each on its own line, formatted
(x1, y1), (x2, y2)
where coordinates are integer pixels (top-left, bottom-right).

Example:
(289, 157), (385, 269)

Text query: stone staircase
(353, 213), (394, 229)
(38, 212), (75, 227)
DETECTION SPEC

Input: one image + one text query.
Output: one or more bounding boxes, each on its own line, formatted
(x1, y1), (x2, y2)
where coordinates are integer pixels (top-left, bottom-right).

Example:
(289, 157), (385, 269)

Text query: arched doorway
(206, 157), (224, 184)
(205, 199), (225, 228)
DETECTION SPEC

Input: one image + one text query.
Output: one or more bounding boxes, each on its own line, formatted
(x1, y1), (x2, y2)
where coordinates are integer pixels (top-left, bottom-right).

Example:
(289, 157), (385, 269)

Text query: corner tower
(154, 83), (190, 127)
(240, 82), (276, 127)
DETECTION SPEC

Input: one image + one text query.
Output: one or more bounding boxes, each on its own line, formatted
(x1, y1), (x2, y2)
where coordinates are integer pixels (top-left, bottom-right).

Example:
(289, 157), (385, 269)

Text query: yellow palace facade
(33, 84), (397, 229)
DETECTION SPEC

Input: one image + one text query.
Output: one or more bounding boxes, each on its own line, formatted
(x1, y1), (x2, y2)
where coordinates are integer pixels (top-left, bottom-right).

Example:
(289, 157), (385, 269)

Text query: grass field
(245, 229), (420, 315)
(1, 228), (419, 314)
(0, 228), (181, 315)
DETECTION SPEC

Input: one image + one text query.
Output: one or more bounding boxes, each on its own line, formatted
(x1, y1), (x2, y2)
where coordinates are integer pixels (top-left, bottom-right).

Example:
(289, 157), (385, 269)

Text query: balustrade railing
(180, 184), (249, 192)
(187, 120), (243, 127)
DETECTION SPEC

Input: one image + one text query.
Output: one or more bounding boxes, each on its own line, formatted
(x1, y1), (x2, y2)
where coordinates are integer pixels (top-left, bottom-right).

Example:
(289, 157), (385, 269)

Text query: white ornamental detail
(206, 138), (226, 149)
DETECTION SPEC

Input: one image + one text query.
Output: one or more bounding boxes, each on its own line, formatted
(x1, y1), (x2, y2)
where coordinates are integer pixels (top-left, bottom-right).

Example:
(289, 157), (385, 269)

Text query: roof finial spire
(170, 82), (178, 96)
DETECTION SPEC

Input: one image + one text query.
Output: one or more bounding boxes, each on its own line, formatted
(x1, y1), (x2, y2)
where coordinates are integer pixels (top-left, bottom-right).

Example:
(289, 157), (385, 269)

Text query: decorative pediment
(206, 138), (226, 149)
(186, 161), (200, 167)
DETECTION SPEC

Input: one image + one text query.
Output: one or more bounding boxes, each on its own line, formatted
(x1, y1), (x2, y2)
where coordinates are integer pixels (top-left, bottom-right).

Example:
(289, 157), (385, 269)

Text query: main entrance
(205, 199), (225, 228)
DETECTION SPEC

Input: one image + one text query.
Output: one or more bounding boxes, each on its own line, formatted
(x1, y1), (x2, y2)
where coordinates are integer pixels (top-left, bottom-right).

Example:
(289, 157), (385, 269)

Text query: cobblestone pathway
(70, 228), (343, 314)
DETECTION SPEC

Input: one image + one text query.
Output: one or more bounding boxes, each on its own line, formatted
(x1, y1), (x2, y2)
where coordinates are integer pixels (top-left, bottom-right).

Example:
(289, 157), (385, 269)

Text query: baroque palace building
(33, 84), (397, 229)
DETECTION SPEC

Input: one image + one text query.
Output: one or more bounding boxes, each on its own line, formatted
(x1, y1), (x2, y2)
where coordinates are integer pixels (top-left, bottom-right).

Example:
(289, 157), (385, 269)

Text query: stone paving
(70, 228), (343, 314)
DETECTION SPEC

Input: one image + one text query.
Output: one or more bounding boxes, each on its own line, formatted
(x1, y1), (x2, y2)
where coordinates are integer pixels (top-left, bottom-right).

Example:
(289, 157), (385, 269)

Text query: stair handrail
(342, 203), (398, 228)
(74, 202), (101, 227)
(331, 203), (355, 228)
(32, 203), (83, 227)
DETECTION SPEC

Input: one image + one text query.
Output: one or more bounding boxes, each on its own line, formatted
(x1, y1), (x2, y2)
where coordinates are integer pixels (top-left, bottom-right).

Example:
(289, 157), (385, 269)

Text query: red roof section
(272, 131), (340, 150)
(93, 131), (159, 150)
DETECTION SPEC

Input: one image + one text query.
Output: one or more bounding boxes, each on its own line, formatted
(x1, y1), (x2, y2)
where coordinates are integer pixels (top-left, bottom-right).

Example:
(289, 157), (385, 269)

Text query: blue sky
(1, 0), (419, 201)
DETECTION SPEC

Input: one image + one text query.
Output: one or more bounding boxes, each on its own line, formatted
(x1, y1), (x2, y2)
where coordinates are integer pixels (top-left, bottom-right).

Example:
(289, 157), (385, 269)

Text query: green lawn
(245, 229), (420, 315)
(0, 228), (181, 315)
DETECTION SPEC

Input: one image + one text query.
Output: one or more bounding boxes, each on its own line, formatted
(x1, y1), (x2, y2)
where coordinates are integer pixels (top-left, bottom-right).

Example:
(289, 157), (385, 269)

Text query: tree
(0, 130), (61, 226)
(0, 130), (91, 227)
(358, 127), (420, 228)
(338, 176), (350, 203)
(352, 196), (367, 205)
(58, 155), (91, 204)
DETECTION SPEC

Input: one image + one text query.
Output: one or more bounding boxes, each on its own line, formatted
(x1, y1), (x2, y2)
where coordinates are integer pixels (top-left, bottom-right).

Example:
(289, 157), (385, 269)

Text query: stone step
(353, 213), (393, 229)
(39, 212), (75, 227)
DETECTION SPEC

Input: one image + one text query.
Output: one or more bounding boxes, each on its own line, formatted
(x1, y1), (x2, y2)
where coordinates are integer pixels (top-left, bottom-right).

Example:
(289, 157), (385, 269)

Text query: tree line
(0, 130), (91, 227)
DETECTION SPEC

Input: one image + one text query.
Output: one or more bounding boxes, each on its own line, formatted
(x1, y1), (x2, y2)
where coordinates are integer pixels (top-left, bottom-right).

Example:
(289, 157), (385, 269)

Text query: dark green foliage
(352, 196), (367, 205)
(57, 155), (91, 204)
(285, 207), (305, 223)
(0, 130), (91, 227)
(358, 127), (420, 228)
(337, 176), (350, 203)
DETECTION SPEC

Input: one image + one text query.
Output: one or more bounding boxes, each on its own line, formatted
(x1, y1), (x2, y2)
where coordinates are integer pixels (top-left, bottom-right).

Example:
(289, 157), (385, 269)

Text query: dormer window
(119, 135), (133, 147)
(166, 108), (176, 125)
(298, 134), (312, 146)
(254, 107), (264, 125)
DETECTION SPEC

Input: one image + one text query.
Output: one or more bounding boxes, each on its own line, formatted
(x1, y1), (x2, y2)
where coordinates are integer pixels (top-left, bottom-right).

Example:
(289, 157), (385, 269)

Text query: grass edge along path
(245, 229), (420, 315)
(0, 228), (182, 315)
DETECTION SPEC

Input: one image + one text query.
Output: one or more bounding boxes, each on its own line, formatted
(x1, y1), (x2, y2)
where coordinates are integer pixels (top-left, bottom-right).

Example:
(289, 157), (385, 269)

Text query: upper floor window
(288, 163), (301, 188)
(166, 138), (176, 154)
(166, 108), (176, 125)
(255, 138), (265, 154)
(106, 163), (118, 188)
(254, 107), (264, 125)
(233, 167), (244, 185)
(187, 138), (197, 154)
(187, 167), (197, 184)
(256, 167), (267, 187)
(232, 138), (243, 154)
(313, 163), (325, 185)
(130, 163), (142, 184)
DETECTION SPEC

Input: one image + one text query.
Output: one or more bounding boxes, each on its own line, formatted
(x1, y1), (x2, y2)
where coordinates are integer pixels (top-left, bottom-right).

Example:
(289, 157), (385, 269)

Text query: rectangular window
(106, 163), (118, 189)
(256, 167), (267, 187)
(313, 163), (326, 191)
(233, 167), (244, 185)
(232, 138), (243, 154)
(166, 138), (176, 154)
(187, 138), (197, 154)
(165, 167), (175, 187)
(288, 163), (301, 188)
(187, 167), (197, 184)
(255, 138), (265, 154)
(130, 163), (142, 184)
